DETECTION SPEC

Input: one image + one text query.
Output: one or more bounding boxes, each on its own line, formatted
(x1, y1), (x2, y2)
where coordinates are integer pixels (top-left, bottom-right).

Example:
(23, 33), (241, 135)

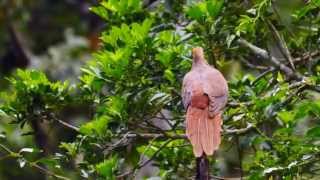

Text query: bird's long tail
(186, 107), (222, 157)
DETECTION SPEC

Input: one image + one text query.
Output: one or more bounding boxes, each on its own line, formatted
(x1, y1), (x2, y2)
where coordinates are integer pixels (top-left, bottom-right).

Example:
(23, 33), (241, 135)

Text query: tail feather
(186, 107), (203, 157)
(186, 107), (222, 157)
(212, 113), (222, 151)
(201, 108), (214, 156)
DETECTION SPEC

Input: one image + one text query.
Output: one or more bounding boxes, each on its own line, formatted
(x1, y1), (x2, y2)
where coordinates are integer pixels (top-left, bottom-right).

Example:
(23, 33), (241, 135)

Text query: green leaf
(164, 69), (175, 83)
(226, 34), (236, 48)
(207, 0), (224, 17)
(90, 6), (109, 20)
(36, 158), (59, 168)
(96, 156), (118, 179)
(105, 96), (127, 120)
(101, 0), (142, 16)
(277, 72), (284, 82)
(79, 115), (110, 136)
(186, 2), (206, 20)
(59, 142), (77, 157)
(156, 50), (173, 67)
(157, 31), (174, 43)
(236, 15), (255, 35)
(277, 111), (295, 123)
(306, 127), (320, 138)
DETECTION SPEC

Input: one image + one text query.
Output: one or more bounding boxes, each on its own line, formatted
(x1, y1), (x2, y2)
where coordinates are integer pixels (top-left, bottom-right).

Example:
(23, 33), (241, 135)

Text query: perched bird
(182, 47), (228, 157)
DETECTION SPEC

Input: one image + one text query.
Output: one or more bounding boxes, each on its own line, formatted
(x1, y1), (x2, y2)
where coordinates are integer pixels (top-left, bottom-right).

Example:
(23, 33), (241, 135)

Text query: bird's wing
(203, 67), (228, 117)
(182, 72), (193, 109)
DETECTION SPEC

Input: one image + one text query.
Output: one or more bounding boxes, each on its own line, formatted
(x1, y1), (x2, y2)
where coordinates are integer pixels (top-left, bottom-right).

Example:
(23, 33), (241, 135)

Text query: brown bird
(182, 47), (228, 157)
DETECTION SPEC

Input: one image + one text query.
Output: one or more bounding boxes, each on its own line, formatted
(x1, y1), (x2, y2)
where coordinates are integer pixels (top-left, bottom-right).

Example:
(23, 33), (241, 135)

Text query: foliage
(0, 0), (320, 179)
(2, 69), (71, 127)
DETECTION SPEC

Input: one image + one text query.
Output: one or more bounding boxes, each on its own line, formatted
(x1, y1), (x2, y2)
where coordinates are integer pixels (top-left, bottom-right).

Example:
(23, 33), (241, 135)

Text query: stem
(0, 144), (13, 154)
(30, 162), (70, 180)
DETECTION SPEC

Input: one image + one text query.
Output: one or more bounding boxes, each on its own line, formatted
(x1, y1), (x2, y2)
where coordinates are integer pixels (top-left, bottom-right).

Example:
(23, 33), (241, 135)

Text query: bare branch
(123, 123), (255, 140)
(265, 19), (295, 69)
(126, 132), (186, 139)
(263, 151), (320, 176)
(224, 123), (254, 135)
(55, 119), (80, 132)
(237, 38), (302, 80)
(228, 101), (253, 108)
(239, 56), (269, 70)
(294, 50), (320, 63)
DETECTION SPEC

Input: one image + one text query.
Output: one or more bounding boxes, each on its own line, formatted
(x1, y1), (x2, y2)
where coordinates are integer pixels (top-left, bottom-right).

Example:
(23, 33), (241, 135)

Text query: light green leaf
(79, 116), (109, 136)
(96, 156), (118, 179)
(207, 0), (224, 17)
(59, 142), (77, 157)
(277, 111), (295, 123)
(186, 2), (206, 20)
(164, 69), (175, 83)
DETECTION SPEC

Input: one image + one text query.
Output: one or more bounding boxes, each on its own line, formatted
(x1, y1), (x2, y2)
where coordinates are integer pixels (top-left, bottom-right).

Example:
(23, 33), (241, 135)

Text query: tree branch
(252, 67), (275, 85)
(239, 56), (269, 70)
(116, 140), (171, 178)
(294, 50), (320, 63)
(237, 38), (302, 80)
(124, 124), (255, 140)
(30, 162), (70, 180)
(55, 119), (80, 132)
(265, 19), (295, 69)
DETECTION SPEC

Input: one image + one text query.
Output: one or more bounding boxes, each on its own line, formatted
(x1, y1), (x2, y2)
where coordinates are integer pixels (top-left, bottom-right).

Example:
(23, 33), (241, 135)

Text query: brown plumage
(182, 47), (228, 157)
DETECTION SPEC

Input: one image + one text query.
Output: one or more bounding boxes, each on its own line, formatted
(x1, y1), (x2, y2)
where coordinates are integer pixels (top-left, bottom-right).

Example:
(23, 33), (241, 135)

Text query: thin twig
(0, 143), (69, 180)
(122, 124), (255, 140)
(265, 19), (295, 69)
(103, 132), (132, 153)
(228, 101), (253, 108)
(30, 162), (70, 180)
(116, 140), (171, 178)
(132, 136), (160, 178)
(0, 144), (13, 154)
(126, 132), (186, 139)
(294, 50), (320, 63)
(55, 119), (80, 132)
(224, 123), (254, 135)
(239, 56), (269, 70)
(252, 67), (275, 85)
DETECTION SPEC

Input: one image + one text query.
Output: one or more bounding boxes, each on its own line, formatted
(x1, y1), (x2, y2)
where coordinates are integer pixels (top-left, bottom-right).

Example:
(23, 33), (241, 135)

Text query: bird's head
(192, 47), (205, 63)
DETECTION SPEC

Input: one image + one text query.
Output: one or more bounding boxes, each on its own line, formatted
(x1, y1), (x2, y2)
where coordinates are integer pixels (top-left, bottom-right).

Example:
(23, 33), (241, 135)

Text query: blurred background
(0, 0), (104, 81)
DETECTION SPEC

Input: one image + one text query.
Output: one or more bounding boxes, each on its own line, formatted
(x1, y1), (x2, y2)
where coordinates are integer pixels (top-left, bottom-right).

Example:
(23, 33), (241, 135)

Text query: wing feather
(182, 73), (192, 109)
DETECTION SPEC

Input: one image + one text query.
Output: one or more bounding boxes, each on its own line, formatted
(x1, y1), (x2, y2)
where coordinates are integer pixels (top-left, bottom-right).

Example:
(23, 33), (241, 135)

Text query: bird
(182, 47), (228, 157)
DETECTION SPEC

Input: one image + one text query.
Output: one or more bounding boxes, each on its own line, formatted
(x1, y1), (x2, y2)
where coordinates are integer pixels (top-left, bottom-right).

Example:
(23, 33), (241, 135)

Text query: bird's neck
(192, 58), (208, 70)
